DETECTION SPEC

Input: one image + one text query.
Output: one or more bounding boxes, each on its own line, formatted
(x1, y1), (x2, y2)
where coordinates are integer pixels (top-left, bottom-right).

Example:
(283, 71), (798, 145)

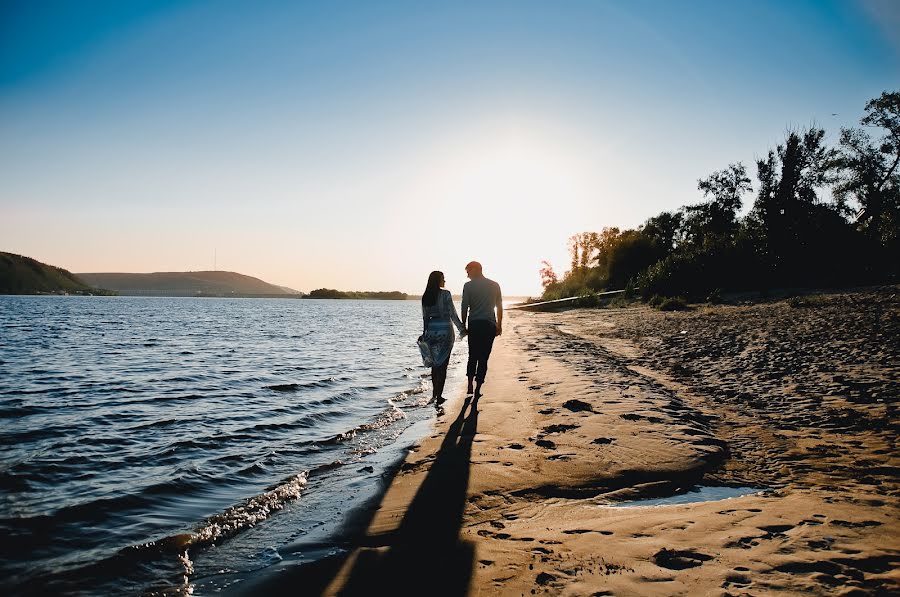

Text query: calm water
(0, 296), (465, 595)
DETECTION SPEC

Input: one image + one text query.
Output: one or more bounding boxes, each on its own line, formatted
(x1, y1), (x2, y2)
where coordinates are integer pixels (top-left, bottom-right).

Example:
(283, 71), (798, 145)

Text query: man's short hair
(465, 261), (482, 273)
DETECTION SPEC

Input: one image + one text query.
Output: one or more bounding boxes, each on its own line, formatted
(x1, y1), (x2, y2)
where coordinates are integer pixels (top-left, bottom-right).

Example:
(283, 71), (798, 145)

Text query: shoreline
(231, 287), (898, 595)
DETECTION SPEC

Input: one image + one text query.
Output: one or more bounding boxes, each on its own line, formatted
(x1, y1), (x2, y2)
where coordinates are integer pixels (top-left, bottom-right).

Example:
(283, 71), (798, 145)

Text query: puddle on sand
(604, 486), (768, 508)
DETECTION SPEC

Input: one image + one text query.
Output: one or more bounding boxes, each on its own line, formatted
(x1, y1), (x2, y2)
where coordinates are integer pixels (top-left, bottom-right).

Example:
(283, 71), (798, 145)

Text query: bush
(787, 294), (827, 308)
(637, 234), (764, 299)
(657, 296), (689, 311)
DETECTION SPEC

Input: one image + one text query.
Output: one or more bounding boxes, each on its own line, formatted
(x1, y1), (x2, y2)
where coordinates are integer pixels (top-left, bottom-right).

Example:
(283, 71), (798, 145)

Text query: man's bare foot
(466, 379), (474, 394)
(435, 395), (446, 405)
(474, 383), (482, 398)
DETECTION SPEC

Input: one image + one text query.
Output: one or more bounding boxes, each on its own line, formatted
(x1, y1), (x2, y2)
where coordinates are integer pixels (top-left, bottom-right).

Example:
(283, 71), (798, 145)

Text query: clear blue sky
(1, 0), (897, 294)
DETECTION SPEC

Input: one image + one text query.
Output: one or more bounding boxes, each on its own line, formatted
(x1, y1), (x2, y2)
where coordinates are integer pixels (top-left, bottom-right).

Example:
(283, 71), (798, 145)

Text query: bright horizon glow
(1, 0), (898, 295)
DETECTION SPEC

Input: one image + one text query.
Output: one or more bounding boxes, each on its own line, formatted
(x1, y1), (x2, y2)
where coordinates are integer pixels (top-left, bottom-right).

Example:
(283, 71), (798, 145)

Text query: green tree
(604, 229), (658, 288)
(751, 128), (842, 276)
(568, 232), (602, 271)
(539, 260), (558, 289)
(835, 90), (900, 251)
(682, 163), (752, 247)
(641, 211), (683, 255)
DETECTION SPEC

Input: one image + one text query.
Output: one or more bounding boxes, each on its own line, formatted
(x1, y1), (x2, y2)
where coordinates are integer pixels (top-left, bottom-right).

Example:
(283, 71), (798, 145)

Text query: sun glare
(406, 122), (597, 295)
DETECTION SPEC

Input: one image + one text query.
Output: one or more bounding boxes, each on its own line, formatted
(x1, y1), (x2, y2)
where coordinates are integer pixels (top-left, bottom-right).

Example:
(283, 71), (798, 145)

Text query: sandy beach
(242, 286), (898, 596)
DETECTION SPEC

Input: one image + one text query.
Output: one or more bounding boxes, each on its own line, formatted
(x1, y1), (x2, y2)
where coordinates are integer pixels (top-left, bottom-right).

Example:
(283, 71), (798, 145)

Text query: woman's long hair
(422, 271), (443, 307)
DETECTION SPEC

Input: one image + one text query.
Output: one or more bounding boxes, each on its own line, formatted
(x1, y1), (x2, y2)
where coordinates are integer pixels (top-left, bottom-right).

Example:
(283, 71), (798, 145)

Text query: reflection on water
(604, 486), (768, 508)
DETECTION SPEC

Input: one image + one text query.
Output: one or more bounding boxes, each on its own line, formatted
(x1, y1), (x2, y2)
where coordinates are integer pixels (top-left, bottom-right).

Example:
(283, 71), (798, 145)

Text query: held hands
(456, 325), (502, 337)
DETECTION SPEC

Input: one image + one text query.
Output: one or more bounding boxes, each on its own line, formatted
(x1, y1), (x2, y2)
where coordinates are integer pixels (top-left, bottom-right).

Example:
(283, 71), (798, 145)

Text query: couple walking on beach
(420, 261), (503, 404)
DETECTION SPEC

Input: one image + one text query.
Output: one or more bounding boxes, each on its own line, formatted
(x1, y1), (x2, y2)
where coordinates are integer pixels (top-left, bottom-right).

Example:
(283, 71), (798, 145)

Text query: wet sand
(241, 287), (898, 596)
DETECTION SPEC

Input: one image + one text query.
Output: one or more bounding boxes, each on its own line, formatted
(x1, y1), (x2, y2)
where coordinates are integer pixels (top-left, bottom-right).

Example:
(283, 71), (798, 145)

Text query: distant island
(0, 252), (115, 295)
(305, 288), (408, 300)
(77, 271), (303, 298)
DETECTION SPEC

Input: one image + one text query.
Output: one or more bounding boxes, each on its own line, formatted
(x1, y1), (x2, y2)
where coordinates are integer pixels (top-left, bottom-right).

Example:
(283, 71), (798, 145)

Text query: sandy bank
(241, 287), (898, 596)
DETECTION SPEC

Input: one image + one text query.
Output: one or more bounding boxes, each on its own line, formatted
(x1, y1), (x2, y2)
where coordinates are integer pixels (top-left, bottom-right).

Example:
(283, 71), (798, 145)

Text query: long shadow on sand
(246, 395), (481, 596)
(341, 397), (478, 595)
(335, 394), (480, 596)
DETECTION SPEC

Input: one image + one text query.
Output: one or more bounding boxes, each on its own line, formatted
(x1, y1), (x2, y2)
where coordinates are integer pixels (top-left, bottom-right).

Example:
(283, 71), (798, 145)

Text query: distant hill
(76, 271), (302, 297)
(0, 252), (114, 295)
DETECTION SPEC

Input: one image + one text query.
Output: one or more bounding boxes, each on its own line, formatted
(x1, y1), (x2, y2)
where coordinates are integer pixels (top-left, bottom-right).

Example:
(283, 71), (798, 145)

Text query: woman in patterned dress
(421, 271), (466, 404)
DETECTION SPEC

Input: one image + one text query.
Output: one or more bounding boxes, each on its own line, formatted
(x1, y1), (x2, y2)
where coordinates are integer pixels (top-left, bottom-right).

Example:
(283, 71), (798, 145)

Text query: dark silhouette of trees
(749, 128), (843, 282)
(539, 90), (899, 301)
(641, 211), (683, 255)
(599, 229), (659, 289)
(683, 163), (751, 248)
(305, 289), (408, 300)
(835, 91), (900, 258)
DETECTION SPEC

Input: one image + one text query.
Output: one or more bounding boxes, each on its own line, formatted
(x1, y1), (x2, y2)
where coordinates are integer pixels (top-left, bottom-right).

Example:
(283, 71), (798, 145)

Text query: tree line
(540, 90), (899, 301)
(305, 288), (409, 300)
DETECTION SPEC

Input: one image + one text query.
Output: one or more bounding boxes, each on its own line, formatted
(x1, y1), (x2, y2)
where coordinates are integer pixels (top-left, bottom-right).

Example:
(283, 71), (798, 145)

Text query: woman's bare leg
(431, 366), (440, 400)
(434, 361), (449, 402)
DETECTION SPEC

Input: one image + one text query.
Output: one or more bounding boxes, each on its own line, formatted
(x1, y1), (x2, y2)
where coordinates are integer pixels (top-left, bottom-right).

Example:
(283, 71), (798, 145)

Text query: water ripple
(0, 296), (458, 593)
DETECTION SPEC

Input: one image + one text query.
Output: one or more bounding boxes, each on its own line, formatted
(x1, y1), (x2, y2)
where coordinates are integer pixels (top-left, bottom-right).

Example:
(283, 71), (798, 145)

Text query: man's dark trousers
(466, 320), (496, 383)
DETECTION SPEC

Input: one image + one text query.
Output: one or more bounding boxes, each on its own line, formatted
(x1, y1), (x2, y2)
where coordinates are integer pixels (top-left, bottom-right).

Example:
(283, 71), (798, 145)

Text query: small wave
(323, 400), (408, 445)
(359, 401), (407, 431)
(247, 420), (308, 433)
(236, 461), (268, 476)
(3, 489), (154, 527)
(266, 383), (302, 392)
(122, 417), (183, 432)
(1, 423), (78, 445)
(130, 472), (309, 554)
(390, 382), (427, 404)
(162, 375), (206, 383)
(323, 429), (357, 444)
(265, 377), (337, 392)
(0, 405), (40, 418)
(315, 388), (360, 406)
(151, 393), (204, 404)
(309, 460), (345, 475)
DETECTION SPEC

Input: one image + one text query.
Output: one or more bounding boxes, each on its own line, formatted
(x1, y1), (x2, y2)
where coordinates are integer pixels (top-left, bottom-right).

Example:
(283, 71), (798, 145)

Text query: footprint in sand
(758, 524), (795, 535)
(542, 423), (579, 434)
(653, 548), (713, 570)
(563, 399), (593, 412)
(535, 439), (557, 449)
(722, 573), (752, 588)
(725, 535), (764, 549)
(830, 519), (883, 528)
